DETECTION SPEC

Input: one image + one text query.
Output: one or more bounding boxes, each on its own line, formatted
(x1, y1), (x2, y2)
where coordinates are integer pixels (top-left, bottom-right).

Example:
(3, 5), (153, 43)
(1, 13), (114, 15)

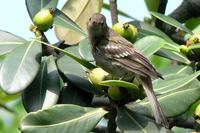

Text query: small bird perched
(87, 13), (169, 128)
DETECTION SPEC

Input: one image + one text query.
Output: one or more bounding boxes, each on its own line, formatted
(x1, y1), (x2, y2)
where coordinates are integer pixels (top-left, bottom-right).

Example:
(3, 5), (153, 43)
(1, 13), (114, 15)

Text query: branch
(109, 0), (118, 25)
(155, 0), (168, 29)
(160, 0), (200, 35)
(106, 108), (117, 133)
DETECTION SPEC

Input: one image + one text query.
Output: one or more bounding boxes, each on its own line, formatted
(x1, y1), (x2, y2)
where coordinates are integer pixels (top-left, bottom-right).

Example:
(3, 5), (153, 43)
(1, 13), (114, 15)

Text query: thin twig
(0, 102), (15, 113)
(109, 0), (118, 25)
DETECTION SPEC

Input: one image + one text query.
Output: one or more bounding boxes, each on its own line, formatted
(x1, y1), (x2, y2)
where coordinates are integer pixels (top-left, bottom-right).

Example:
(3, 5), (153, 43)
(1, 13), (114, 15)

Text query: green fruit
(179, 45), (188, 55)
(33, 9), (54, 32)
(88, 68), (109, 85)
(195, 104), (200, 124)
(112, 22), (138, 43)
(108, 87), (124, 101)
(188, 33), (200, 45)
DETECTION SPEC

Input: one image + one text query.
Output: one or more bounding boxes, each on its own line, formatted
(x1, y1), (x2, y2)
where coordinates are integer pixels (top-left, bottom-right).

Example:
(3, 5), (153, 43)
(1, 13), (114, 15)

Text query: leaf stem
(34, 39), (96, 70)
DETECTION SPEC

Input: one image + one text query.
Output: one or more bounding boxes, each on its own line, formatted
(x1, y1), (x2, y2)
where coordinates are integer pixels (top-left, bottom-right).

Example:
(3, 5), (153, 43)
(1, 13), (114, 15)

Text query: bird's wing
(103, 37), (162, 78)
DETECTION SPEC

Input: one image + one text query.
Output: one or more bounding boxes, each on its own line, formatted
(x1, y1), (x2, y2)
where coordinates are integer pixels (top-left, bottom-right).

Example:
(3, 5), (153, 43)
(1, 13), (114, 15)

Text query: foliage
(0, 0), (200, 133)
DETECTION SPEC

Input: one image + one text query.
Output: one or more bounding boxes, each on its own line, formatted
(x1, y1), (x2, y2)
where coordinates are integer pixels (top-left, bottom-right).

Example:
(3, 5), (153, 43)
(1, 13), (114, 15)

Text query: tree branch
(109, 0), (118, 25)
(160, 0), (200, 36)
(155, 0), (168, 29)
(106, 108), (117, 133)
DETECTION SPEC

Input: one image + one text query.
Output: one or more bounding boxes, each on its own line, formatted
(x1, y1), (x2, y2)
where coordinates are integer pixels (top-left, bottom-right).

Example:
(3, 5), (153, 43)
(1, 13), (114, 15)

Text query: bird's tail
(139, 76), (169, 128)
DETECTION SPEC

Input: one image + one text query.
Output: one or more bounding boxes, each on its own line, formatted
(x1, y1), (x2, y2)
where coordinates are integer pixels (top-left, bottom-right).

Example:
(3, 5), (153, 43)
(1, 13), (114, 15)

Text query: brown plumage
(87, 13), (169, 128)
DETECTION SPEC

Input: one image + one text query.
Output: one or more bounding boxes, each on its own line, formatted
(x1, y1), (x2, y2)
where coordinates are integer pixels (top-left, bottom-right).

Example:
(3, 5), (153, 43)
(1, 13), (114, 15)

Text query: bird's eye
(89, 18), (91, 21)
(100, 22), (104, 26)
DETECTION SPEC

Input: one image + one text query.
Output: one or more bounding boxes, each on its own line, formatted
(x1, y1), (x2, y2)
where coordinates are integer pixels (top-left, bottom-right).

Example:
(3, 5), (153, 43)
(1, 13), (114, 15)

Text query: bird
(87, 13), (169, 128)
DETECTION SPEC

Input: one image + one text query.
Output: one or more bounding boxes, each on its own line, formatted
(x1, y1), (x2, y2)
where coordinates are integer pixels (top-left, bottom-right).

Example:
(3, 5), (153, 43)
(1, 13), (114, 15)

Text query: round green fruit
(108, 87), (124, 101)
(179, 45), (188, 55)
(88, 68), (109, 85)
(112, 22), (138, 43)
(33, 9), (54, 32)
(195, 104), (200, 124)
(188, 33), (200, 45)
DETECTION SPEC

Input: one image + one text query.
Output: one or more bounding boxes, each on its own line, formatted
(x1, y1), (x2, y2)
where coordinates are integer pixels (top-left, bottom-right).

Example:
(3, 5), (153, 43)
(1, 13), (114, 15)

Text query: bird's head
(87, 13), (108, 38)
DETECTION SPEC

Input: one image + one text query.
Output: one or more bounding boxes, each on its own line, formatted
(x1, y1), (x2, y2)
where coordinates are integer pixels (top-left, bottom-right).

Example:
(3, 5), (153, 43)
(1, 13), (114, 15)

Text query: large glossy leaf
(26, 0), (58, 19)
(99, 80), (139, 92)
(158, 65), (193, 75)
(153, 71), (200, 94)
(66, 74), (103, 95)
(156, 49), (191, 64)
(37, 40), (95, 70)
(20, 105), (107, 133)
(55, 0), (102, 45)
(130, 21), (176, 44)
(58, 82), (93, 106)
(116, 107), (160, 133)
(134, 36), (166, 57)
(127, 79), (200, 117)
(79, 38), (93, 61)
(57, 46), (99, 93)
(0, 30), (26, 55)
(0, 40), (42, 94)
(57, 46), (86, 77)
(22, 56), (60, 112)
(54, 9), (86, 37)
(151, 12), (192, 34)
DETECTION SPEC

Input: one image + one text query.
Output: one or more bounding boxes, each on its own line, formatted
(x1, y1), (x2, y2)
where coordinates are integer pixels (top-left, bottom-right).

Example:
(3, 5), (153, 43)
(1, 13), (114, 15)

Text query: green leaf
(0, 30), (27, 55)
(58, 83), (93, 106)
(185, 17), (200, 32)
(37, 40), (96, 70)
(57, 46), (96, 104)
(158, 65), (193, 75)
(22, 56), (61, 112)
(150, 12), (192, 34)
(153, 71), (200, 94)
(145, 0), (160, 12)
(25, 0), (58, 19)
(130, 21), (176, 44)
(54, 9), (87, 38)
(20, 105), (107, 133)
(78, 38), (93, 61)
(0, 40), (42, 94)
(116, 107), (160, 133)
(55, 0), (102, 45)
(57, 46), (86, 77)
(150, 55), (171, 69)
(66, 74), (103, 95)
(134, 36), (166, 57)
(103, 3), (136, 20)
(156, 49), (191, 64)
(99, 80), (139, 92)
(127, 78), (200, 117)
